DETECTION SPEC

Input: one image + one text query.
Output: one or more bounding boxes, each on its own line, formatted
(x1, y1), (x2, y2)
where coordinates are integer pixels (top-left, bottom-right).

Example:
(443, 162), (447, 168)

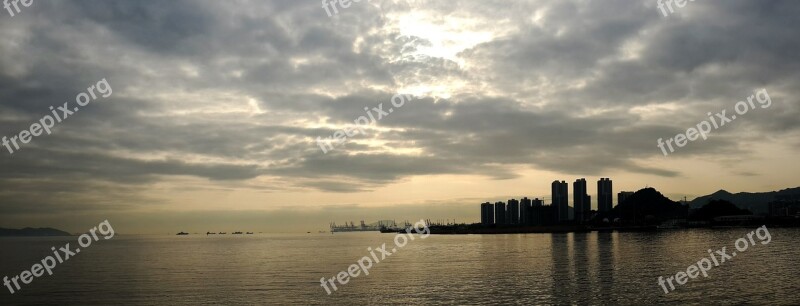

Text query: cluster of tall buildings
(480, 197), (552, 226)
(481, 178), (634, 226)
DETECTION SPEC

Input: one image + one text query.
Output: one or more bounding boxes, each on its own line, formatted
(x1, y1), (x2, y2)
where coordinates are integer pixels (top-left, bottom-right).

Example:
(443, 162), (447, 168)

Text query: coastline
(405, 217), (800, 235)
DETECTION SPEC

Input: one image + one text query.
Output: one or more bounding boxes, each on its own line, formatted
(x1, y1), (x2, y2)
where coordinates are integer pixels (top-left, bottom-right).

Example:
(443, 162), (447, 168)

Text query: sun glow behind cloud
(382, 9), (504, 98)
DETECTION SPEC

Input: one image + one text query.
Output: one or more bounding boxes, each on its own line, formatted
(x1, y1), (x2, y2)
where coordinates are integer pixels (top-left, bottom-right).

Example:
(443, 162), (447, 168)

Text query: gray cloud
(0, 0), (798, 222)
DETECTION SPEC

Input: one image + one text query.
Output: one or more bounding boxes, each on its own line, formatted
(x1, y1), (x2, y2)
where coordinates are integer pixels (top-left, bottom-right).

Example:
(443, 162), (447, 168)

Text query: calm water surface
(1, 228), (798, 305)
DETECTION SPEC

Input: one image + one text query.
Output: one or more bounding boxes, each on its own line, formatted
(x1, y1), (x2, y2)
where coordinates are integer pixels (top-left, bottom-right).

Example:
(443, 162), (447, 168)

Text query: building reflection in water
(549, 232), (617, 305)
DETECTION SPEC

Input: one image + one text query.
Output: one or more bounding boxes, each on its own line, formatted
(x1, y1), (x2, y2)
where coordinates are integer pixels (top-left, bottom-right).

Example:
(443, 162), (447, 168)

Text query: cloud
(0, 0), (798, 222)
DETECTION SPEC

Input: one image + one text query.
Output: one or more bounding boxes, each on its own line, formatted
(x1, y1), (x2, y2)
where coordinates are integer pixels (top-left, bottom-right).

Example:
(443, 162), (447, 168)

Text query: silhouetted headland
(0, 227), (71, 237)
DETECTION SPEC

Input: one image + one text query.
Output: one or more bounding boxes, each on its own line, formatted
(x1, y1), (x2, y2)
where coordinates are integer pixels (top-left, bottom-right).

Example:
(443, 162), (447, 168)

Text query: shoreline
(403, 218), (800, 235)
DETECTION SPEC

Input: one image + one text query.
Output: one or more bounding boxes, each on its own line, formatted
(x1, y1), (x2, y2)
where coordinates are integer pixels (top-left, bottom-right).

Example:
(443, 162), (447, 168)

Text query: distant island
(0, 227), (72, 237)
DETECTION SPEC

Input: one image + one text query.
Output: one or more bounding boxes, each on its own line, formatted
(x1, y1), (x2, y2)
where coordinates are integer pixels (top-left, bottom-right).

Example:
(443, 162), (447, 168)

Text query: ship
(232, 231), (243, 235)
(176, 232), (189, 235)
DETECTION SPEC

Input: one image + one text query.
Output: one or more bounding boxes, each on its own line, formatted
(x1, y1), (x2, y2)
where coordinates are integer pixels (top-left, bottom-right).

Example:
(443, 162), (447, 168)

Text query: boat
(232, 231), (243, 235)
(206, 232), (216, 235)
(246, 232), (254, 235)
(176, 232), (189, 235)
(219, 232), (226, 235)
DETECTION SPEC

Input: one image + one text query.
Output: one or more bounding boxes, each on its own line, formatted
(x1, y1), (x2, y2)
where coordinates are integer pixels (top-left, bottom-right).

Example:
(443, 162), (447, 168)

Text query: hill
(0, 227), (72, 237)
(689, 187), (800, 215)
(610, 187), (687, 224)
(690, 199), (752, 221)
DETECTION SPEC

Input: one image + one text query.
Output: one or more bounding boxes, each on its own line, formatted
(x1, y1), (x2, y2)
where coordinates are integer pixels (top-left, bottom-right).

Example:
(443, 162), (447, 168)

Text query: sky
(0, 0), (798, 234)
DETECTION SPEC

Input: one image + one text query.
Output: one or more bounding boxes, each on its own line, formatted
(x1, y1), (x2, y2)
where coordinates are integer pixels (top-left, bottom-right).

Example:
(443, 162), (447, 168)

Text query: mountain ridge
(689, 187), (800, 214)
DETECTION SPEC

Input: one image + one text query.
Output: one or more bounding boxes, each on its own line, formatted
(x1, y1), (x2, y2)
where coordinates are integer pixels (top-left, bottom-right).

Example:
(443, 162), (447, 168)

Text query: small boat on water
(219, 232), (226, 235)
(176, 232), (189, 235)
(232, 231), (243, 235)
(246, 232), (254, 235)
(207, 232), (216, 235)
